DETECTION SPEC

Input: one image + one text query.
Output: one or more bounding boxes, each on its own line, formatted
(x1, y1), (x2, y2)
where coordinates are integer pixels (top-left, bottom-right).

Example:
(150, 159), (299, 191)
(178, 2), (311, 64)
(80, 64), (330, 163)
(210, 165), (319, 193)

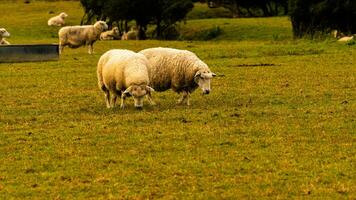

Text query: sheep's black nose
(203, 90), (210, 95)
(135, 106), (143, 110)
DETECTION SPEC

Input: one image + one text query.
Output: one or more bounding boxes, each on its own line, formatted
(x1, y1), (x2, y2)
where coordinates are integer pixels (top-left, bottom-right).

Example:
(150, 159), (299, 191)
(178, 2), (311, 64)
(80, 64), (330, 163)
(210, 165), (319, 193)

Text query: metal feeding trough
(0, 44), (59, 63)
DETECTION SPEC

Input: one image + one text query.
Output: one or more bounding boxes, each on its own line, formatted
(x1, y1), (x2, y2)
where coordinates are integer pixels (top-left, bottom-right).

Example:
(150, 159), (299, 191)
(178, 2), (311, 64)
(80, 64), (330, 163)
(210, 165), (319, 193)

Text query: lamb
(139, 47), (216, 106)
(97, 49), (155, 109)
(100, 27), (119, 40)
(58, 21), (108, 54)
(0, 28), (10, 45)
(48, 12), (68, 27)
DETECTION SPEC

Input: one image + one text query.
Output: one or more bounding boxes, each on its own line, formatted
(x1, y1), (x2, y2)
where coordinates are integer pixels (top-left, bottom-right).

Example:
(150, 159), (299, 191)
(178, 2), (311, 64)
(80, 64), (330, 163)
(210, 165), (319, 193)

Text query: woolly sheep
(121, 30), (137, 40)
(97, 49), (155, 109)
(100, 27), (119, 40)
(58, 21), (108, 54)
(139, 47), (216, 106)
(338, 35), (354, 42)
(48, 12), (68, 27)
(0, 28), (10, 45)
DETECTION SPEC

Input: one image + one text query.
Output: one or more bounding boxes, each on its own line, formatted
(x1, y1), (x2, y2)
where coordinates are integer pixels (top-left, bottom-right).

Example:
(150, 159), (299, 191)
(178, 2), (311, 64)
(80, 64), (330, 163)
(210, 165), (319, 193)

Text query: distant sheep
(100, 27), (119, 40)
(58, 21), (108, 54)
(121, 30), (137, 40)
(139, 47), (216, 106)
(48, 12), (68, 27)
(338, 35), (354, 42)
(97, 49), (155, 109)
(0, 28), (10, 45)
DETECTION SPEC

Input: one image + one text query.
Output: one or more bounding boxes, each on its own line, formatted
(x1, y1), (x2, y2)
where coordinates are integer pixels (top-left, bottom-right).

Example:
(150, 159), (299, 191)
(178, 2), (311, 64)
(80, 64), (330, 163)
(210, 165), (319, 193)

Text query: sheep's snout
(203, 89), (210, 95)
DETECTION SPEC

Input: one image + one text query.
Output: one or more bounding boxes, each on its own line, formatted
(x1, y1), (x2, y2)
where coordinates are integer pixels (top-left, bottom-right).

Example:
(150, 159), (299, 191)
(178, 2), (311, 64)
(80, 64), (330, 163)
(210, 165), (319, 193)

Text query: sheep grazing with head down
(100, 27), (119, 40)
(0, 28), (10, 45)
(58, 21), (108, 54)
(48, 12), (68, 27)
(97, 49), (155, 109)
(139, 47), (216, 106)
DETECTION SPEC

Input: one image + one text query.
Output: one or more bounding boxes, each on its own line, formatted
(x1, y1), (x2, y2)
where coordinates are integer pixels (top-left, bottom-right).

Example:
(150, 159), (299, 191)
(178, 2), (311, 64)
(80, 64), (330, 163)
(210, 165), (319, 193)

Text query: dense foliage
(203, 0), (288, 17)
(80, 0), (193, 39)
(289, 0), (356, 38)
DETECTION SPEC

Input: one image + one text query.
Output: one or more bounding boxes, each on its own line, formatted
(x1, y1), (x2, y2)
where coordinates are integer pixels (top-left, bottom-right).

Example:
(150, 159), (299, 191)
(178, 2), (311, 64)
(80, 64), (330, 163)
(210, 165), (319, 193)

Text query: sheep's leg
(59, 45), (64, 54)
(88, 44), (93, 54)
(186, 92), (191, 106)
(177, 91), (190, 105)
(120, 93), (127, 109)
(111, 94), (117, 107)
(146, 92), (156, 106)
(104, 90), (111, 108)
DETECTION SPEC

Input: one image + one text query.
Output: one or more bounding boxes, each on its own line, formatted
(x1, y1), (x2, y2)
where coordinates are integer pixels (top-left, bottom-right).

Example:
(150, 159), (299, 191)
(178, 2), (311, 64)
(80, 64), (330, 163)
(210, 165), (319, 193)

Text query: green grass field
(1, 1), (355, 199)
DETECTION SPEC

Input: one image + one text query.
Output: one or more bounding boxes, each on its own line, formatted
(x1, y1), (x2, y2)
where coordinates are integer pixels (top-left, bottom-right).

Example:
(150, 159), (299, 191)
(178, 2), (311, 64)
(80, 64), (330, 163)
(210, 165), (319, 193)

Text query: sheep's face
(194, 70), (216, 95)
(95, 21), (108, 32)
(60, 12), (68, 18)
(0, 28), (10, 37)
(112, 27), (119, 34)
(123, 85), (154, 109)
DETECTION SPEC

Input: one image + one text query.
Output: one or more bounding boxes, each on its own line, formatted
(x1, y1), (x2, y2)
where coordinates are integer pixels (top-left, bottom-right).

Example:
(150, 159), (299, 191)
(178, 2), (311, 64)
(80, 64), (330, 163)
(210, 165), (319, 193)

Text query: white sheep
(58, 21), (108, 54)
(48, 12), (68, 27)
(97, 49), (155, 109)
(0, 28), (10, 45)
(100, 27), (119, 40)
(139, 47), (216, 106)
(338, 35), (354, 42)
(121, 30), (137, 40)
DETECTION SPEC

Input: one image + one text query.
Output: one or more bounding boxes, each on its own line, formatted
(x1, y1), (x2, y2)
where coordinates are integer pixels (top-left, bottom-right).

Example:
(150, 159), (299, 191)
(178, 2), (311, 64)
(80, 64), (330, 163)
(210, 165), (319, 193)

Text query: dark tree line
(289, 0), (356, 38)
(204, 0), (288, 17)
(80, 0), (193, 39)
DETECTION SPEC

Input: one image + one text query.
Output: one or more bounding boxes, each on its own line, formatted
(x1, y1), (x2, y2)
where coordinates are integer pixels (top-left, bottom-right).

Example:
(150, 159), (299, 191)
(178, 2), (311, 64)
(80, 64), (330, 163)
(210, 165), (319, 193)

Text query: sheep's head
(60, 12), (68, 18)
(112, 27), (119, 35)
(0, 28), (10, 37)
(194, 68), (216, 95)
(94, 21), (108, 32)
(123, 85), (154, 109)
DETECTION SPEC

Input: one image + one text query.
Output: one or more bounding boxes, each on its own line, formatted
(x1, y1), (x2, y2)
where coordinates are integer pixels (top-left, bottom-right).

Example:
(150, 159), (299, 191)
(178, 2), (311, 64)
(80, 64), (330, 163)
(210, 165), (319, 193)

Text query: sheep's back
(101, 50), (150, 91)
(140, 48), (200, 91)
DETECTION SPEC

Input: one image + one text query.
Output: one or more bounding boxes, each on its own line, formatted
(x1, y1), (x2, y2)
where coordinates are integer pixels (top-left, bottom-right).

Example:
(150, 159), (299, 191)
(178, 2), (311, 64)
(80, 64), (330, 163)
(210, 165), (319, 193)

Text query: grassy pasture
(0, 1), (355, 199)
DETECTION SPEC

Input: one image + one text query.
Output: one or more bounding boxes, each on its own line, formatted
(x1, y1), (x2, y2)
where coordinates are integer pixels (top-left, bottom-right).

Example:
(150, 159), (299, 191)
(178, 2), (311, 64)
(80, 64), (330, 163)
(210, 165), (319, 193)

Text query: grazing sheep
(97, 49), (155, 109)
(139, 47), (216, 106)
(0, 28), (10, 45)
(58, 21), (108, 54)
(48, 12), (68, 27)
(338, 35), (354, 42)
(121, 30), (137, 40)
(100, 27), (119, 40)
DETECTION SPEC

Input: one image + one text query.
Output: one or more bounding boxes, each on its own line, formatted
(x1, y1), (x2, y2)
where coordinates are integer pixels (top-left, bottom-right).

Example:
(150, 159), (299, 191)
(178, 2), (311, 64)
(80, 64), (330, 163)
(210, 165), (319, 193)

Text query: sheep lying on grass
(97, 49), (155, 109)
(0, 28), (10, 45)
(58, 21), (108, 54)
(139, 47), (216, 106)
(100, 27), (119, 40)
(338, 35), (354, 42)
(121, 30), (137, 40)
(48, 12), (68, 27)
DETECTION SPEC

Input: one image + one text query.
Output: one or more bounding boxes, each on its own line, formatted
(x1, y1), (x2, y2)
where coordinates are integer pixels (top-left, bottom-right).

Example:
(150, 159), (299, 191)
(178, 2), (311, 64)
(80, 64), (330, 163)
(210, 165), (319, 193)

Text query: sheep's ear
(123, 86), (132, 94)
(146, 86), (154, 92)
(212, 73), (216, 77)
(194, 71), (201, 78)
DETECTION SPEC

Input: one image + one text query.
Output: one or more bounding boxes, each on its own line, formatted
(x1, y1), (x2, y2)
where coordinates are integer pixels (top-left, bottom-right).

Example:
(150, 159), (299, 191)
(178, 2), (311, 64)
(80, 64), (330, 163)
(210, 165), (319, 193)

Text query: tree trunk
(156, 17), (162, 39)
